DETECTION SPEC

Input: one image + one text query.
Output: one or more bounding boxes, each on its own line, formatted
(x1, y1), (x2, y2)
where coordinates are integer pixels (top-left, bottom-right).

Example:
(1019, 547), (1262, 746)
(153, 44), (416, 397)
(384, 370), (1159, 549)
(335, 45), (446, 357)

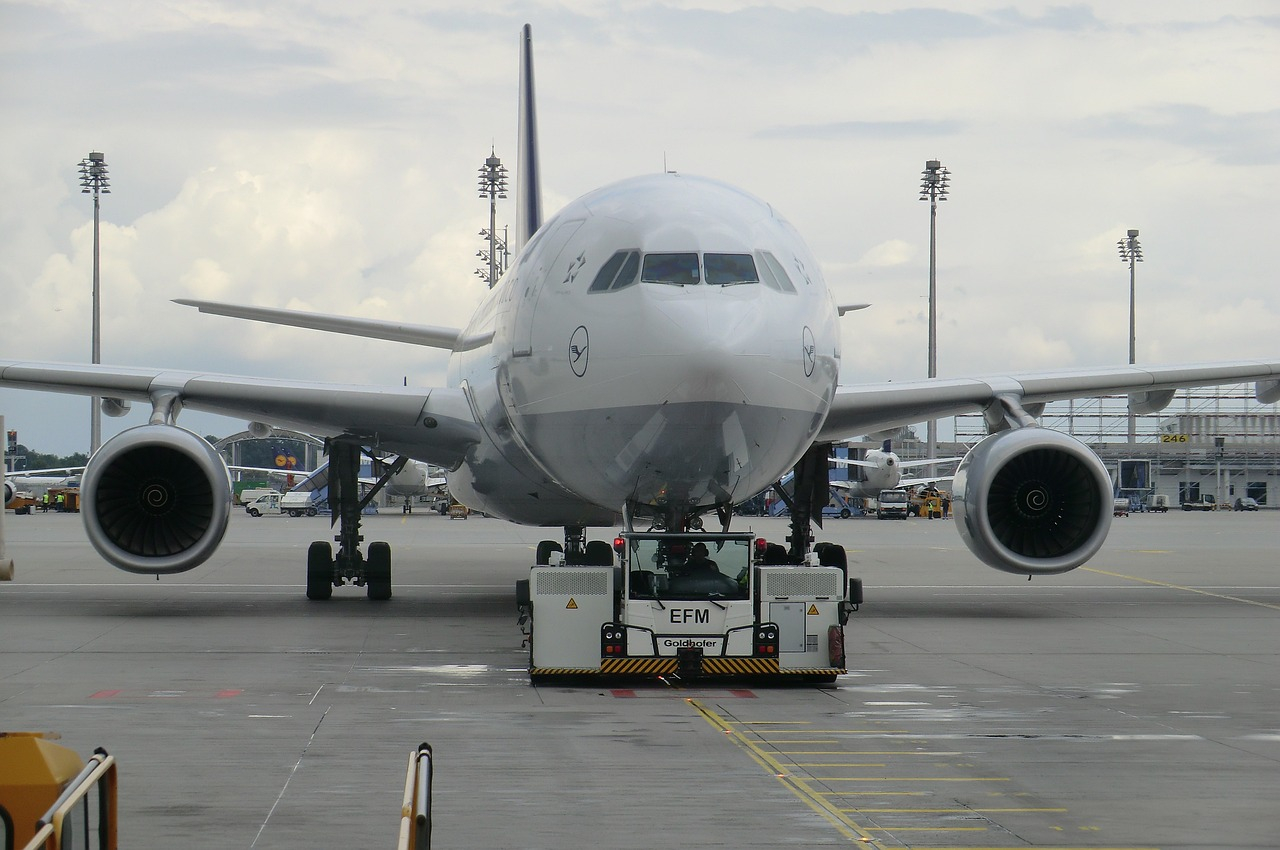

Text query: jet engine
(81, 425), (232, 575)
(3, 480), (13, 505)
(951, 428), (1113, 576)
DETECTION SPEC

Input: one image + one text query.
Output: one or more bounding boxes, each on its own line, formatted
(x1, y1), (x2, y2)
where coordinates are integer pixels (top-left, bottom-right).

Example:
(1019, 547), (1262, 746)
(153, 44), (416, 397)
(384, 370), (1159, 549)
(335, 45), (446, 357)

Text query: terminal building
(921, 384), (1278, 509)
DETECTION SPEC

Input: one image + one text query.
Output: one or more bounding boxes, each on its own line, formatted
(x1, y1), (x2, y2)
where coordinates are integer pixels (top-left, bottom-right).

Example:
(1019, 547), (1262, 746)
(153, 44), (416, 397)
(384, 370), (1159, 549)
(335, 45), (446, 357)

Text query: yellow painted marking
(817, 791), (927, 796)
(751, 729), (914, 734)
(868, 827), (987, 832)
(688, 699), (882, 845)
(792, 763), (887, 768)
(812, 777), (1010, 782)
(565, 598), (578, 609)
(844, 807), (1067, 813)
(1083, 567), (1280, 611)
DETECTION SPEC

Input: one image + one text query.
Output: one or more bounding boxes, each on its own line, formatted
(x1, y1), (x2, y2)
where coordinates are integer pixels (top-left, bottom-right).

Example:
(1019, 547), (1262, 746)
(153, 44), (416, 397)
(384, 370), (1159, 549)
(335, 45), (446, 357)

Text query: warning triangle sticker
(807, 604), (819, 615)
(566, 598), (578, 609)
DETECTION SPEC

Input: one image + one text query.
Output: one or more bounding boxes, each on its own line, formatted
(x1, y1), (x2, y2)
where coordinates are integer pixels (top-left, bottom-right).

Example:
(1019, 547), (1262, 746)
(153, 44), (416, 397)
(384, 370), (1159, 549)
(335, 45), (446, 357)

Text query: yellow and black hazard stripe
(533, 660), (847, 677)
(701, 657), (780, 675)
(600, 657), (679, 675)
(528, 667), (603, 676)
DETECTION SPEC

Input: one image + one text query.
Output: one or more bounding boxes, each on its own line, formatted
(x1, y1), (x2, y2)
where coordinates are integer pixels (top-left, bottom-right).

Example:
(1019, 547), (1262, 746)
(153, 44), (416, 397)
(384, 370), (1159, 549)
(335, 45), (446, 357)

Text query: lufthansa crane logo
(802, 326), (816, 377)
(569, 325), (590, 377)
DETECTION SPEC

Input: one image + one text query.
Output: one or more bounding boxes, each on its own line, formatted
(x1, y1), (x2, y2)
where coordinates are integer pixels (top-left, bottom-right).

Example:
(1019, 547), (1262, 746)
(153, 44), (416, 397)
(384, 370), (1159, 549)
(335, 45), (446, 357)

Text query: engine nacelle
(952, 428), (1113, 576)
(81, 425), (232, 575)
(3, 480), (13, 505)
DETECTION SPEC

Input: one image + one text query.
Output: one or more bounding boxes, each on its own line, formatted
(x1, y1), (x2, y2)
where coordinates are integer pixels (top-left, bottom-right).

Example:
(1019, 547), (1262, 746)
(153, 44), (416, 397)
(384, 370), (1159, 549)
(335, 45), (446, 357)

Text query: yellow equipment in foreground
(0, 732), (117, 850)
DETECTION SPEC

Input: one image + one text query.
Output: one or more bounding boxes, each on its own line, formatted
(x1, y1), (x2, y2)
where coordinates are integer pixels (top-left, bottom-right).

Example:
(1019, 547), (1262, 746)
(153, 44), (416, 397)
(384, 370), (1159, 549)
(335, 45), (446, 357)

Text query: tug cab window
(704, 253), (759, 285)
(626, 535), (750, 601)
(641, 253), (700, 285)
(588, 251), (640, 292)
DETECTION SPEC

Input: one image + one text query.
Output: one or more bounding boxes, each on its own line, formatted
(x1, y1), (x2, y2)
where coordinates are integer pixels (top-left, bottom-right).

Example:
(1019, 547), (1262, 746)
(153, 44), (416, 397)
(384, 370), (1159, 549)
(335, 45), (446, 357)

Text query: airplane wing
(818, 361), (1280, 442)
(172, 299), (494, 351)
(0, 360), (482, 469)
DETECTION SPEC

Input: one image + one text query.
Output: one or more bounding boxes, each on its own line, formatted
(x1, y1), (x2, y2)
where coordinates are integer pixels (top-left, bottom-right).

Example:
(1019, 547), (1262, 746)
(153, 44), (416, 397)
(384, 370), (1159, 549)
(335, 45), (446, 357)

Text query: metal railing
(21, 749), (117, 850)
(396, 743), (433, 850)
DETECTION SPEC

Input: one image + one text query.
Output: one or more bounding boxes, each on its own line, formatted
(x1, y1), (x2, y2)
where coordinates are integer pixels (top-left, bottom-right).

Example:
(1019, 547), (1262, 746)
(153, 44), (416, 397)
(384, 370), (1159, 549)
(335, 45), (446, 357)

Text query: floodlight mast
(1117, 229), (1143, 443)
(477, 150), (509, 288)
(919, 159), (950, 460)
(79, 151), (110, 455)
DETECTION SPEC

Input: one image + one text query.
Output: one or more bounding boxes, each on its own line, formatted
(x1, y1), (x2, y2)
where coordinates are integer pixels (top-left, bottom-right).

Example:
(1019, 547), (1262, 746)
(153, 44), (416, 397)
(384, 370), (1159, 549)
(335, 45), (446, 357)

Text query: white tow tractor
(516, 531), (861, 682)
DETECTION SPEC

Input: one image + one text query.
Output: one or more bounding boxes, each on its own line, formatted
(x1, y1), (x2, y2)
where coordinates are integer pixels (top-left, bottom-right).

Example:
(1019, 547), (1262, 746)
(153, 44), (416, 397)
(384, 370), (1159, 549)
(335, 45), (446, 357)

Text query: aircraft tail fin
(515, 23), (543, 253)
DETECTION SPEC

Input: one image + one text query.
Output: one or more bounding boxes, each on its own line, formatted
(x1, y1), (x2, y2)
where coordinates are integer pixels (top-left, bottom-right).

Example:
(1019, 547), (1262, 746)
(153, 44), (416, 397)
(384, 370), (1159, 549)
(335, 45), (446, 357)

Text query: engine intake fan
(82, 425), (232, 575)
(952, 428), (1112, 576)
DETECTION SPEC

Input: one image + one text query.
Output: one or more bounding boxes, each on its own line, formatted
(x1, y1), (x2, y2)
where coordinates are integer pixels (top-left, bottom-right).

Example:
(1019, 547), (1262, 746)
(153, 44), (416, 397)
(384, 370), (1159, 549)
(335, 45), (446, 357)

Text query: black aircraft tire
(584, 540), (613, 566)
(367, 542), (392, 601)
(306, 541), (334, 600)
(536, 540), (562, 565)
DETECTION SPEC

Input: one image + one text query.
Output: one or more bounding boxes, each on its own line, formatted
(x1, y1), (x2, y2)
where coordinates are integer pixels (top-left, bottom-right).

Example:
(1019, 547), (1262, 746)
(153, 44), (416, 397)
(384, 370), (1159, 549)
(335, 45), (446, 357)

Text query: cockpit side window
(588, 251), (641, 292)
(641, 253), (700, 286)
(757, 251), (797, 293)
(704, 253), (759, 286)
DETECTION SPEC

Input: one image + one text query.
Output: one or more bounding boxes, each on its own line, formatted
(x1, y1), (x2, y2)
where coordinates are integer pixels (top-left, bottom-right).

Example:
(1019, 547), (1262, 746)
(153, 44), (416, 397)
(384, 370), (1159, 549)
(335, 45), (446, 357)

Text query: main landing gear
(306, 440), (405, 601)
(535, 525), (615, 566)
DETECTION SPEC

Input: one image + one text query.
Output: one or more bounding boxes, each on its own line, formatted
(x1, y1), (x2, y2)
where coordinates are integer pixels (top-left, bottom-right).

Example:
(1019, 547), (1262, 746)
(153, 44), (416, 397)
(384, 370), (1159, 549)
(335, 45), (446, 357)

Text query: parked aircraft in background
(3, 469), (81, 507)
(2, 25), (1278, 599)
(829, 440), (960, 500)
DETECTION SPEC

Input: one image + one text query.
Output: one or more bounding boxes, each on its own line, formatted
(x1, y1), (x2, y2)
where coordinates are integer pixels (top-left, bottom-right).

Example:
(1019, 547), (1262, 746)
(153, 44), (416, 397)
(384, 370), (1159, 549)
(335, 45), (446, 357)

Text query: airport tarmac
(1, 508), (1278, 849)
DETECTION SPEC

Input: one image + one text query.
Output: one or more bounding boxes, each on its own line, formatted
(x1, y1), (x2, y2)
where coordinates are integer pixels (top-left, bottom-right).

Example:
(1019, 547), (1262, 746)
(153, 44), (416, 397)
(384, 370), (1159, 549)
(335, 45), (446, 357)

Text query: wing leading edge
(819, 361), (1280, 442)
(0, 360), (481, 469)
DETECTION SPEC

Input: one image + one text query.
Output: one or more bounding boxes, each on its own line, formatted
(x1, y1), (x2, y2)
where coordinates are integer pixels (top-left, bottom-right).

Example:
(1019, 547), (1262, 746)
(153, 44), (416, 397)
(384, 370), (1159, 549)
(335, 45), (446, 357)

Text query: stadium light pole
(477, 150), (509, 288)
(1117, 229), (1143, 443)
(919, 159), (950, 459)
(79, 151), (110, 455)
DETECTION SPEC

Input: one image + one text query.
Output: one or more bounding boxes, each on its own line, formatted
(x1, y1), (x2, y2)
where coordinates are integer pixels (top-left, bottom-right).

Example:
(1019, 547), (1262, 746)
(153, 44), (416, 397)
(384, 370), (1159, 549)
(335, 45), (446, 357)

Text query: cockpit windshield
(641, 253), (700, 285)
(704, 253), (759, 285)
(627, 535), (751, 601)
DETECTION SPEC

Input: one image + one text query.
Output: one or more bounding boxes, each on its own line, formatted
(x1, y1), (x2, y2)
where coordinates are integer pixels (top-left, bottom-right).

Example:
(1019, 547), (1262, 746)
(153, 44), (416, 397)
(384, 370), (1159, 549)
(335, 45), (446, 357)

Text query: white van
(245, 492), (282, 517)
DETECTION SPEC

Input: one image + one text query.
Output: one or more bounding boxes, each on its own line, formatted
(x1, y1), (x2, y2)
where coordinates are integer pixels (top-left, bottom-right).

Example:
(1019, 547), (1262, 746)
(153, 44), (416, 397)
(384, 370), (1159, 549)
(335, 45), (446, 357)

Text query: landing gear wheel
(584, 540), (613, 566)
(536, 540), (562, 565)
(366, 541), (392, 601)
(306, 541), (334, 600)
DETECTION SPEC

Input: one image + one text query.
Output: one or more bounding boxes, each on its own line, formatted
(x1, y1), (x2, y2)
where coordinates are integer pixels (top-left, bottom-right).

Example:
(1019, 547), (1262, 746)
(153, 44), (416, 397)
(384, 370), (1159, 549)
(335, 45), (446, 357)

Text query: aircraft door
(512, 219), (584, 356)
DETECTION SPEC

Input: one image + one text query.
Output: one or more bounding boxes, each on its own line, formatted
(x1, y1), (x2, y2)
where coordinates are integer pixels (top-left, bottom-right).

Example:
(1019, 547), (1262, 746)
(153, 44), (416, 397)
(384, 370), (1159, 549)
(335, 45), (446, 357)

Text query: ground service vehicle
(876, 489), (909, 519)
(238, 487), (276, 508)
(246, 492), (283, 516)
(1181, 495), (1217, 511)
(517, 532), (860, 681)
(1146, 494), (1170, 512)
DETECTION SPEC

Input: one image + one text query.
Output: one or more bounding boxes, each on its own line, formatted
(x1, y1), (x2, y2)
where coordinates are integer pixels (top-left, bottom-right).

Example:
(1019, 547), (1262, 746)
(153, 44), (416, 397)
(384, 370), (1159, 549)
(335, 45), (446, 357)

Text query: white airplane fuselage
(444, 174), (841, 525)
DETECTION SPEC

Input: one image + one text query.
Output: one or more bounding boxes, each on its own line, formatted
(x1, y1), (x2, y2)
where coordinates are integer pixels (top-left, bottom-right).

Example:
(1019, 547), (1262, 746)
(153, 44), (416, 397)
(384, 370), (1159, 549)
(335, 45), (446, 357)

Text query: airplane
(4, 469), (82, 508)
(1, 24), (1278, 600)
(828, 440), (961, 500)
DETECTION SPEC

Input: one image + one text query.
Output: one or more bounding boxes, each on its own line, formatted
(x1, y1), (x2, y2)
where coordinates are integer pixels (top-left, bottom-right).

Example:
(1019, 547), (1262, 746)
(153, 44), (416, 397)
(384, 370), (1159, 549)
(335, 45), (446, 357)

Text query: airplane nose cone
(639, 288), (762, 405)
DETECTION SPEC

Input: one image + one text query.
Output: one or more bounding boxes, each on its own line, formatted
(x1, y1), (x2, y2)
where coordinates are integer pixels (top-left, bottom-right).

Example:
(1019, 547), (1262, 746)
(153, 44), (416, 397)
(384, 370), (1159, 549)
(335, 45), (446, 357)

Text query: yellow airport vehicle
(0, 732), (117, 850)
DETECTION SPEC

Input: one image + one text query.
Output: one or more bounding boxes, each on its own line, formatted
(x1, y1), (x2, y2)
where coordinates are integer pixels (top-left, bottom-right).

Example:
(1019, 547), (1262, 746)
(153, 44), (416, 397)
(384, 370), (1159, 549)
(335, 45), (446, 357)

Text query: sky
(1, 1), (1278, 456)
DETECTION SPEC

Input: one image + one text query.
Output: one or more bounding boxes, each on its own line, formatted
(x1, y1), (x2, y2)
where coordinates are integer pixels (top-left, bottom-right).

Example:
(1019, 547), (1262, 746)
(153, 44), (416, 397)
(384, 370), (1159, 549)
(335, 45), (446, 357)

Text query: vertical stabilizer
(515, 24), (543, 253)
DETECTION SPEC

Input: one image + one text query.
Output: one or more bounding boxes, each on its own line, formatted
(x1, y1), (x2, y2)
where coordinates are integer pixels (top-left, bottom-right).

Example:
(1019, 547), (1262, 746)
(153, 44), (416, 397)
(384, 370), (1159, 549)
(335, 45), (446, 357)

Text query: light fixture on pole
(476, 150), (509, 288)
(919, 159), (950, 459)
(1117, 228), (1143, 443)
(79, 151), (110, 455)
